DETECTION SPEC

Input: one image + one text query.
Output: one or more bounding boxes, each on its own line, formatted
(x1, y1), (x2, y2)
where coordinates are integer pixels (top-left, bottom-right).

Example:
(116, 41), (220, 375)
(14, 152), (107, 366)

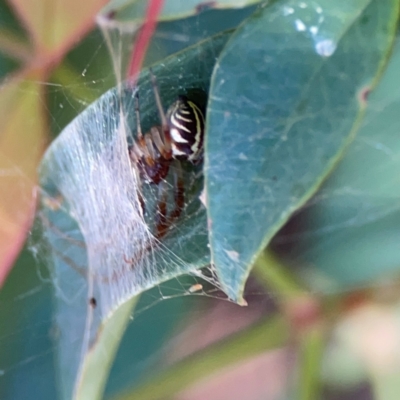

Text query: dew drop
(315, 39), (336, 57)
(295, 19), (306, 32)
(283, 6), (294, 16)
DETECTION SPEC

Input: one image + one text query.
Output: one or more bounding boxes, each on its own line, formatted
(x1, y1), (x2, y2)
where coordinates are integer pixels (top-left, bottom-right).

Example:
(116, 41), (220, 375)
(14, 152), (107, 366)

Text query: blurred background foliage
(1, 0), (400, 399)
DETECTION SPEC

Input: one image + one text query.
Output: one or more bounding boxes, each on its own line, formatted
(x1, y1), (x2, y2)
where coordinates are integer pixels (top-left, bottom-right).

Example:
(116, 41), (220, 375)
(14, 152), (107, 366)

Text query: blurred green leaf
(8, 0), (105, 55)
(0, 248), (56, 400)
(0, 28), (31, 65)
(0, 75), (46, 286)
(322, 302), (400, 399)
(205, 0), (399, 302)
(0, 0), (27, 41)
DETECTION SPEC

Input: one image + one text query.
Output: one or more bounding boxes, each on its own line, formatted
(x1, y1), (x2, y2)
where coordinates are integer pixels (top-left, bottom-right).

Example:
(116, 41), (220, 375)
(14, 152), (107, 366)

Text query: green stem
(114, 315), (290, 400)
(254, 251), (325, 400)
(297, 324), (325, 400)
(253, 249), (306, 303)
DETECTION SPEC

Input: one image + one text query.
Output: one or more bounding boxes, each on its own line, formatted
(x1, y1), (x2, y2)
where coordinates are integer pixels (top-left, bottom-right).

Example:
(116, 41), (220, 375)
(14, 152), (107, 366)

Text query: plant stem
(297, 323), (325, 400)
(253, 249), (305, 303)
(114, 315), (290, 400)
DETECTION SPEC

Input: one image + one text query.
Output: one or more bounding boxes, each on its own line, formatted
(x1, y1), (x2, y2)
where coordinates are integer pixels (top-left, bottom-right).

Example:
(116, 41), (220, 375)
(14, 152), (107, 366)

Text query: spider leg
(144, 132), (156, 161)
(170, 160), (185, 221)
(128, 142), (142, 165)
(150, 126), (171, 160)
(133, 91), (155, 166)
(149, 69), (172, 157)
(155, 179), (169, 238)
(154, 161), (185, 239)
(132, 165), (146, 216)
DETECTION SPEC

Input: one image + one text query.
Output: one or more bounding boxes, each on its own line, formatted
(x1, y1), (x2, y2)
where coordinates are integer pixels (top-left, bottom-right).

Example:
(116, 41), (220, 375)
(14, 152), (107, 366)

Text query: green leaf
(100, 0), (262, 23)
(38, 31), (231, 400)
(205, 0), (399, 302)
(278, 35), (400, 290)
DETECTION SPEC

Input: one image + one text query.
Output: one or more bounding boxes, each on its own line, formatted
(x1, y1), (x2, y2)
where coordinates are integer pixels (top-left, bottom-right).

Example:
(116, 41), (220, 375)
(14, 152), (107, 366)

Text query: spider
(128, 72), (206, 239)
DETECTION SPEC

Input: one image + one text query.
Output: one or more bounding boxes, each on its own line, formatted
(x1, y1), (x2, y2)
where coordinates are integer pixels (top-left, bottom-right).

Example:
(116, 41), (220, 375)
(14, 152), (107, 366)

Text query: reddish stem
(127, 0), (164, 85)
